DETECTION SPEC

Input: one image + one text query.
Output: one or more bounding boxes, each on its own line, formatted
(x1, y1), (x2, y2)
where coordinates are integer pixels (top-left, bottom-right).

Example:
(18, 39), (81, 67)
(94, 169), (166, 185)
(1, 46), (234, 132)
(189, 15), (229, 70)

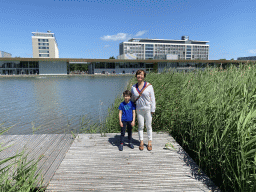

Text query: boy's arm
(119, 110), (123, 127)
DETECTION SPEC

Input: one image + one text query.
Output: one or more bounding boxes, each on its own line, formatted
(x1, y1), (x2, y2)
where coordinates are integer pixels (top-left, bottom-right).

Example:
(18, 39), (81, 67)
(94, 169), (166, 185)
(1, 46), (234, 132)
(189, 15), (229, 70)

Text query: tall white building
(118, 36), (209, 60)
(32, 31), (59, 58)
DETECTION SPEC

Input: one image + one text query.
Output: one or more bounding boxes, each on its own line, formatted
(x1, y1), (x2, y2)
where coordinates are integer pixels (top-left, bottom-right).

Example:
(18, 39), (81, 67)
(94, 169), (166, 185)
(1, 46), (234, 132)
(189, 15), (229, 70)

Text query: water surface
(0, 75), (132, 134)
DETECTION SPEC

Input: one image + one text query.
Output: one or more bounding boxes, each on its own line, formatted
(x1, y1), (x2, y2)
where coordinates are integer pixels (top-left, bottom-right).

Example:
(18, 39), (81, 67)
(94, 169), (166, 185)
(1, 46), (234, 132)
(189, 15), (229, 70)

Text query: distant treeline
(68, 64), (88, 72)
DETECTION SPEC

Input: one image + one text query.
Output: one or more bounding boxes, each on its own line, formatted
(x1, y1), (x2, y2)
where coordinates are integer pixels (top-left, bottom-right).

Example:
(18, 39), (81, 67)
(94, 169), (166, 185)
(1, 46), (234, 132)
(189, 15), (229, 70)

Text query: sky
(1, 0), (256, 60)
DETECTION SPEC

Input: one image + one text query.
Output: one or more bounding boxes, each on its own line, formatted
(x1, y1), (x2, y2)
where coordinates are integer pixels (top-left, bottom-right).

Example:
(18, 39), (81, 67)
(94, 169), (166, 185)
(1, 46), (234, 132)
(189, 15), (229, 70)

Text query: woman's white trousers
(136, 109), (152, 141)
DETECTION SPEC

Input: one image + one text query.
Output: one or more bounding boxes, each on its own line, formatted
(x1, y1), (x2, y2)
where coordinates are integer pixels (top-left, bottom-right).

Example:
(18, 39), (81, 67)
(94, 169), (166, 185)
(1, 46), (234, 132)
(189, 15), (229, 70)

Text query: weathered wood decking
(46, 132), (220, 191)
(0, 134), (74, 186)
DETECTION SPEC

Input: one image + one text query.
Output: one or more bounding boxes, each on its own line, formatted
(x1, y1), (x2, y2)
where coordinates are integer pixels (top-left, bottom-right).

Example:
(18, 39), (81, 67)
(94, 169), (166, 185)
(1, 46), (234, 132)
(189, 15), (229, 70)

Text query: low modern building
(32, 31), (59, 58)
(0, 59), (67, 75)
(118, 36), (209, 60)
(0, 51), (12, 58)
(0, 58), (248, 76)
(237, 56), (256, 60)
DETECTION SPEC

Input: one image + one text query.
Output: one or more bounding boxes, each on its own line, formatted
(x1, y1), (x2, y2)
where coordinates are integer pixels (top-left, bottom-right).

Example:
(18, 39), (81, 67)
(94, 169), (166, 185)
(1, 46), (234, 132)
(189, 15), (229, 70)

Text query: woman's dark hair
(123, 90), (132, 97)
(135, 70), (146, 78)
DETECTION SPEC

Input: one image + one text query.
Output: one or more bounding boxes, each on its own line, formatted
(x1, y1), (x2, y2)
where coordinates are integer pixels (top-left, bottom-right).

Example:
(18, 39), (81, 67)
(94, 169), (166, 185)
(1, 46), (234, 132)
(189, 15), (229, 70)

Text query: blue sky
(1, 0), (256, 60)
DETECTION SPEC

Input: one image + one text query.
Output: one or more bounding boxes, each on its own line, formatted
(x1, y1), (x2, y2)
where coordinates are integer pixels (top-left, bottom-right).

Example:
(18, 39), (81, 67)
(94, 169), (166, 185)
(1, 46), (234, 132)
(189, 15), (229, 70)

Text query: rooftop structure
(0, 51), (12, 58)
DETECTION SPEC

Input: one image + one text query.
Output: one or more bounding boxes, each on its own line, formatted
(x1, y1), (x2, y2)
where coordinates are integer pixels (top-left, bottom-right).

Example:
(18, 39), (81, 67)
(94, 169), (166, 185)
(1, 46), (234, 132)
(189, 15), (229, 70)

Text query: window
(39, 54), (49, 57)
(106, 63), (115, 68)
(126, 63), (132, 68)
(119, 63), (125, 68)
(95, 62), (105, 68)
(39, 50), (49, 53)
(29, 61), (39, 68)
(20, 61), (28, 68)
(38, 43), (49, 46)
(38, 39), (49, 42)
(38, 47), (49, 49)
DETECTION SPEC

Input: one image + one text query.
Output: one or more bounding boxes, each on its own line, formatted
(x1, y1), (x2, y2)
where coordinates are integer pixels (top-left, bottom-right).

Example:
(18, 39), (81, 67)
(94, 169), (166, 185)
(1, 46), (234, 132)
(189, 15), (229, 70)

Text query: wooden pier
(0, 134), (74, 186)
(46, 132), (220, 191)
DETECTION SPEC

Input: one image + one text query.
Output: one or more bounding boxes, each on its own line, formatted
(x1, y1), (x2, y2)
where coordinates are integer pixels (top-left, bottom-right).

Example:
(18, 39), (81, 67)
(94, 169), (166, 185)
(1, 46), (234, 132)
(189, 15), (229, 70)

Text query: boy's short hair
(135, 69), (146, 78)
(123, 90), (132, 97)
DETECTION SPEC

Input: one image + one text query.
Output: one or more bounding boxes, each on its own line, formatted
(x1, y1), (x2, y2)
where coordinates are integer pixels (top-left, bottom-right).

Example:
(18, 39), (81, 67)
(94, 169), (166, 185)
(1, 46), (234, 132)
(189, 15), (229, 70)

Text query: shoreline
(0, 74), (135, 78)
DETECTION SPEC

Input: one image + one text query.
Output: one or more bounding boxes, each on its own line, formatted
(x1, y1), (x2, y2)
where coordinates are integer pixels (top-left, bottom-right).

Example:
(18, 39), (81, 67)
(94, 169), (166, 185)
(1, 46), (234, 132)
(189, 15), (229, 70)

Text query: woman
(131, 70), (156, 151)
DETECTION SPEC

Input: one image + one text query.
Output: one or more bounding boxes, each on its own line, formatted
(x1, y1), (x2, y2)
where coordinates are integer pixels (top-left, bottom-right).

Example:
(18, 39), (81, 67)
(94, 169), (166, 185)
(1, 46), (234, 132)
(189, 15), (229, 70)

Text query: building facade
(1, 58), (244, 76)
(0, 51), (12, 58)
(237, 56), (256, 60)
(32, 31), (59, 58)
(118, 36), (209, 60)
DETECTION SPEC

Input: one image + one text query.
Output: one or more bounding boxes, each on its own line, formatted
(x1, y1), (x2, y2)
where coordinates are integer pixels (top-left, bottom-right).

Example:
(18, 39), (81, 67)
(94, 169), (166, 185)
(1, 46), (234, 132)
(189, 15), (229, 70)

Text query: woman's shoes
(139, 141), (152, 151)
(139, 141), (144, 151)
(147, 140), (152, 151)
(147, 144), (152, 151)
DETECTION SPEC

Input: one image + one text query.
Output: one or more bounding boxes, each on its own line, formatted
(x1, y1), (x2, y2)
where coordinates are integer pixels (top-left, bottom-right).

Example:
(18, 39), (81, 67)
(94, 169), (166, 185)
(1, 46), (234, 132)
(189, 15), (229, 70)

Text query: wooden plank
(42, 134), (74, 185)
(46, 132), (220, 191)
(27, 134), (66, 185)
(0, 134), (74, 187)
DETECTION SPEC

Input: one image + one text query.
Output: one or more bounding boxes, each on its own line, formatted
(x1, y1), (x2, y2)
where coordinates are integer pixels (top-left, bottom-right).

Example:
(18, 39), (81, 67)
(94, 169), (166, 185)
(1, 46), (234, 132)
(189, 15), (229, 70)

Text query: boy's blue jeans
(120, 121), (132, 144)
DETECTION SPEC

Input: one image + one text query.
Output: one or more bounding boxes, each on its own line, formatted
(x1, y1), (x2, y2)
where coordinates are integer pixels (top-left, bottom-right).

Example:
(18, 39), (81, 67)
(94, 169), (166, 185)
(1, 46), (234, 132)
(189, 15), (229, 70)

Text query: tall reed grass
(106, 63), (256, 191)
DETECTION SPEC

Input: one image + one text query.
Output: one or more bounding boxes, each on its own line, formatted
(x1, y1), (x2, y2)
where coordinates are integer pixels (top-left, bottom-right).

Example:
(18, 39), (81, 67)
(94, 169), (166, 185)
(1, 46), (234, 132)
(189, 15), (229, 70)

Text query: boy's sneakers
(128, 143), (134, 149)
(119, 144), (123, 151)
(119, 143), (134, 150)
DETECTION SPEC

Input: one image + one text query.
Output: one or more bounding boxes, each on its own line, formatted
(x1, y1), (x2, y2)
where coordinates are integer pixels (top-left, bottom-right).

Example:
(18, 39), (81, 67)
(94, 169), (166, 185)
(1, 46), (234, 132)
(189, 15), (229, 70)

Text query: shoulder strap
(135, 83), (140, 94)
(134, 83), (151, 102)
(139, 82), (151, 96)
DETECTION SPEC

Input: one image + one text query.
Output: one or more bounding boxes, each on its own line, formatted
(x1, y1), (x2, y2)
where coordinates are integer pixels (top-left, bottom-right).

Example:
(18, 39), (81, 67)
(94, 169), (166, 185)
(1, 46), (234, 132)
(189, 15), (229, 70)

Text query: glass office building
(118, 36), (209, 60)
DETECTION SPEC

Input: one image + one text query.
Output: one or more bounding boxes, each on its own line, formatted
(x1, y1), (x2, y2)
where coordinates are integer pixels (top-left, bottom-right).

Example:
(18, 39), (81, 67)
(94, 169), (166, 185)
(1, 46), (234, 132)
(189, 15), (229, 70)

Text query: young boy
(118, 90), (136, 151)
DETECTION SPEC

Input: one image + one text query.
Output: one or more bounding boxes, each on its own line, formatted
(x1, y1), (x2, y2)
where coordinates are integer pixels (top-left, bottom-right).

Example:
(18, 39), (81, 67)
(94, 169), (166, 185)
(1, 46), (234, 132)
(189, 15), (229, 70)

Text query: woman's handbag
(134, 82), (151, 105)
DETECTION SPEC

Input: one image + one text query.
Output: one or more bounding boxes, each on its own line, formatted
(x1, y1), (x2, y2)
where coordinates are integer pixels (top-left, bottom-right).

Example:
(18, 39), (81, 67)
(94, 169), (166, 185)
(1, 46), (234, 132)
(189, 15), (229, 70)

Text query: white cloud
(100, 30), (148, 41)
(103, 45), (110, 48)
(248, 49), (256, 54)
(100, 33), (131, 41)
(135, 30), (147, 37)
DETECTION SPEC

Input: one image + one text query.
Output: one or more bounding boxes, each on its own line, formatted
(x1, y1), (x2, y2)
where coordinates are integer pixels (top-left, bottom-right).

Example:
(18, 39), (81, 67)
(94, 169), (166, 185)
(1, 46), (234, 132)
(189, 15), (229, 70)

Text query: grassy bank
(105, 63), (256, 191)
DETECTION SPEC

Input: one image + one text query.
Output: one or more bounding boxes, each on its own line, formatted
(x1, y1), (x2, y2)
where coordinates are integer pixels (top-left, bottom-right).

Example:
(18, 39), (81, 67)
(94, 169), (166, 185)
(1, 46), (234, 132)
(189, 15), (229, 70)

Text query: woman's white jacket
(131, 82), (156, 113)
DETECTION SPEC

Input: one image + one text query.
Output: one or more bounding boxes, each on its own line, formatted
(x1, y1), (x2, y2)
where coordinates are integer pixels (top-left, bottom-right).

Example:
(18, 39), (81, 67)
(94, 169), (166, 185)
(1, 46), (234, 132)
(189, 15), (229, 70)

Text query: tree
(109, 56), (115, 59)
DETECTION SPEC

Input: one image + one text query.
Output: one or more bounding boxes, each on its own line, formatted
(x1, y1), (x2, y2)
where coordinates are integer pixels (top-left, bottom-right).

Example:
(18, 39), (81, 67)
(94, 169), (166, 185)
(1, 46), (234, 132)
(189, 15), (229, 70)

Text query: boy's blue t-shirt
(118, 101), (136, 122)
